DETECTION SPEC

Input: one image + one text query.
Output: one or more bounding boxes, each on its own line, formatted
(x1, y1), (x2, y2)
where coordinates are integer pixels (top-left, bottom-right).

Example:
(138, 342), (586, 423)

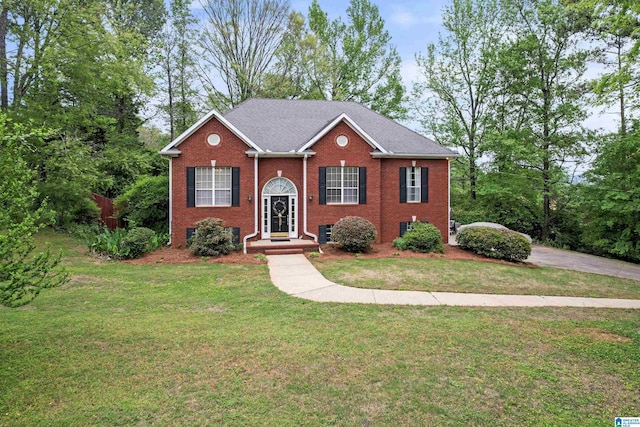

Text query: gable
(159, 110), (262, 156)
(297, 113), (388, 154)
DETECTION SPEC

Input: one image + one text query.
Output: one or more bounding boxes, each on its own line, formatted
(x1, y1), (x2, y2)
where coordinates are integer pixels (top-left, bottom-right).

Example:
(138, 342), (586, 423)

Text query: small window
(325, 224), (333, 242)
(407, 166), (421, 202)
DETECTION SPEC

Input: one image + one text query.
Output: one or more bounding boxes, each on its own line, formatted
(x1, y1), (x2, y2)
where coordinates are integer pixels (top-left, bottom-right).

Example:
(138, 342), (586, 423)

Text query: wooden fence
(92, 193), (122, 230)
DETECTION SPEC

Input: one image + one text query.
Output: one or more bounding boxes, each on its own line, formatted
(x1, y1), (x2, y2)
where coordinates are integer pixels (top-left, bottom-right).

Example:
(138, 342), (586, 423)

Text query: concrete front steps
(246, 239), (320, 255)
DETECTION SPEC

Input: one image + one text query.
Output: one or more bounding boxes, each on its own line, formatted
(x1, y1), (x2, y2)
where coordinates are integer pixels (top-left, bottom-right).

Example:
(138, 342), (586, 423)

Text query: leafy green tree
(158, 0), (198, 140)
(305, 0), (406, 118)
(0, 115), (68, 307)
(572, 0), (640, 135)
(496, 0), (590, 241)
(115, 175), (169, 234)
(415, 0), (504, 199)
(580, 129), (640, 261)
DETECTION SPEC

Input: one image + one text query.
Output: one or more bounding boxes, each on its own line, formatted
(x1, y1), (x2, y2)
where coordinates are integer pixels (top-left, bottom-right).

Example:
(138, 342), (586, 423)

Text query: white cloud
(390, 10), (416, 26)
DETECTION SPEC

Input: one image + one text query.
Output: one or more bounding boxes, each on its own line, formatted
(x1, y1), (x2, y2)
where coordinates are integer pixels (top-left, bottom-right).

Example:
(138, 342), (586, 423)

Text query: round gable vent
(207, 133), (221, 146)
(336, 134), (348, 147)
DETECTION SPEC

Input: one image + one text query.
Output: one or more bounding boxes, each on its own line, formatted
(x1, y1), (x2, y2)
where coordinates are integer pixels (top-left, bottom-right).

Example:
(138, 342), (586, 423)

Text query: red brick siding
(306, 122), (383, 242)
(170, 117), (451, 247)
(380, 159), (450, 243)
(170, 117), (255, 247)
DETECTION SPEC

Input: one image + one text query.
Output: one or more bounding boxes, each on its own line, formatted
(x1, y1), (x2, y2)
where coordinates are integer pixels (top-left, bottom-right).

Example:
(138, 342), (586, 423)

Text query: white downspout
(302, 154), (319, 243)
(447, 158), (451, 245)
(168, 159), (173, 245)
(243, 153), (260, 253)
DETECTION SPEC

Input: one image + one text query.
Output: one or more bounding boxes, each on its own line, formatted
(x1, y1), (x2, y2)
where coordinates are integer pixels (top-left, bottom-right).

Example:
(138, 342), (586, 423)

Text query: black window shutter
(421, 167), (429, 203)
(231, 227), (240, 244)
(186, 167), (196, 207)
(358, 167), (367, 204)
(318, 225), (327, 244)
(319, 167), (327, 205)
(231, 167), (240, 207)
(400, 222), (409, 237)
(186, 227), (196, 242)
(399, 167), (407, 203)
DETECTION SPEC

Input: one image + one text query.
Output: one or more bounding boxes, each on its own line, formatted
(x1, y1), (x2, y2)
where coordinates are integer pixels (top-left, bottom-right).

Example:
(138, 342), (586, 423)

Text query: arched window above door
(263, 177), (297, 196)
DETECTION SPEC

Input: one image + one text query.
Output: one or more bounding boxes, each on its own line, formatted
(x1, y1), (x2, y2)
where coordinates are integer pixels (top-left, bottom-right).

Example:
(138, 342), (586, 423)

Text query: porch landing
(246, 239), (320, 255)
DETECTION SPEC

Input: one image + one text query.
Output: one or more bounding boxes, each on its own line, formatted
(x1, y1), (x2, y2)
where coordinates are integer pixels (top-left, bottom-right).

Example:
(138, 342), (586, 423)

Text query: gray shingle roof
(223, 98), (456, 157)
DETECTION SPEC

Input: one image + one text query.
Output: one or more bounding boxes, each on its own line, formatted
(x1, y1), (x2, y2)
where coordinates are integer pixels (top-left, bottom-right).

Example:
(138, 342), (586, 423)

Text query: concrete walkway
(266, 254), (640, 308)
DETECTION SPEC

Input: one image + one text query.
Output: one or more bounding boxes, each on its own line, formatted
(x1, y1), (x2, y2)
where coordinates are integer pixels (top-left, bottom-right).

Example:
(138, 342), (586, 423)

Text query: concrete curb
(266, 254), (640, 309)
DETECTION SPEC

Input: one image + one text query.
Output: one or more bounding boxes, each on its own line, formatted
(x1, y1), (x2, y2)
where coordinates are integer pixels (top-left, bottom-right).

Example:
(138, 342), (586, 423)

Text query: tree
(497, 0), (590, 241)
(198, 0), (290, 110)
(306, 0), (406, 118)
(573, 0), (640, 135)
(158, 0), (198, 140)
(414, 0), (504, 199)
(581, 129), (640, 261)
(0, 115), (68, 307)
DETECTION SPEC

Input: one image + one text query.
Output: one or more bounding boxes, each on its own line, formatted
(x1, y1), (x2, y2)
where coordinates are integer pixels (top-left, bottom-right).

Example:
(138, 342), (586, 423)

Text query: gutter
(168, 160), (172, 245)
(243, 153), (260, 254)
(302, 154), (319, 245)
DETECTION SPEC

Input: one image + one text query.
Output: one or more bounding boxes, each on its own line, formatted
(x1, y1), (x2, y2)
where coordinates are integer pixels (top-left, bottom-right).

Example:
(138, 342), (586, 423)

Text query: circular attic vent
(207, 133), (221, 146)
(336, 134), (349, 147)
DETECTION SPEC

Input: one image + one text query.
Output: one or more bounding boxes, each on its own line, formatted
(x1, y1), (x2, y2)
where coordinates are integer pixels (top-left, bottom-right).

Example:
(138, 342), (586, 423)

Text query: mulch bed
(124, 242), (533, 268)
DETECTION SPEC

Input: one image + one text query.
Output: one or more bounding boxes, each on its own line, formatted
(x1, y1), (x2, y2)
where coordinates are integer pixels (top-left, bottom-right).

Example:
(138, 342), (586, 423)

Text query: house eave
(370, 152), (460, 160)
(245, 150), (316, 158)
(159, 149), (181, 157)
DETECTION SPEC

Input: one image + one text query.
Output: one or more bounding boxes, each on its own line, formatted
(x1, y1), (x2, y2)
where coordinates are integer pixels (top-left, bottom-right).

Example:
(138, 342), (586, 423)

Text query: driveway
(528, 245), (640, 281)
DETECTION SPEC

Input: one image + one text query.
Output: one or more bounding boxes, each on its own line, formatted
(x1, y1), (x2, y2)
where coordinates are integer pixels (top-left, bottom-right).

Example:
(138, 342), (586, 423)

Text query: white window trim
(195, 166), (232, 207)
(407, 166), (421, 203)
(327, 166), (359, 205)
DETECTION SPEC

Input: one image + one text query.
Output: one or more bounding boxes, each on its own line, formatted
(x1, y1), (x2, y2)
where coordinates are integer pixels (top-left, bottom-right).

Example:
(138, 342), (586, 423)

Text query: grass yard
(313, 257), (640, 299)
(1, 231), (639, 426)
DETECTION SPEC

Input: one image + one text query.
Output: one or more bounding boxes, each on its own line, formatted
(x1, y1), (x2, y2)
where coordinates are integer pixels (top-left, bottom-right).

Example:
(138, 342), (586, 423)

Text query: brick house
(160, 98), (458, 252)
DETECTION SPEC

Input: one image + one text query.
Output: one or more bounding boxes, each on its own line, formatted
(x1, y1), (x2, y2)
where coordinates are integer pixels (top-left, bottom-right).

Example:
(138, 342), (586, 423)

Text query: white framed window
(407, 166), (421, 202)
(326, 166), (358, 204)
(195, 167), (232, 206)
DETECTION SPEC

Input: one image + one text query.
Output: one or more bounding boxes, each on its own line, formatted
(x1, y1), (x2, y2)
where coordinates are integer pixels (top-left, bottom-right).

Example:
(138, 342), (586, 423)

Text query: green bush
(456, 226), (531, 261)
(115, 175), (169, 234)
(331, 216), (377, 253)
(392, 237), (407, 251)
(122, 227), (156, 259)
(399, 222), (444, 253)
(188, 218), (236, 257)
(87, 228), (130, 259)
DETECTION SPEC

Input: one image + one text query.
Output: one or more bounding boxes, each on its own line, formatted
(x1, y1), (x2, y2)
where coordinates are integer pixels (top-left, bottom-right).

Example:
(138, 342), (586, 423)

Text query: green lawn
(1, 231), (639, 426)
(313, 257), (640, 299)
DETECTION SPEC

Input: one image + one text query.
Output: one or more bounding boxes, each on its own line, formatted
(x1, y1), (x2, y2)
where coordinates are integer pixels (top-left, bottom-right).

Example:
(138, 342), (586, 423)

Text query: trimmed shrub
(189, 218), (236, 257)
(331, 216), (377, 253)
(392, 237), (407, 251)
(122, 227), (156, 259)
(456, 226), (531, 261)
(400, 222), (444, 253)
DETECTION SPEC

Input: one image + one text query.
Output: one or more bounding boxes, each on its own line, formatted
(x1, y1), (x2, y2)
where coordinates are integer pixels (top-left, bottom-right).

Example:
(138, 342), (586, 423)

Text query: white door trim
(261, 177), (298, 239)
